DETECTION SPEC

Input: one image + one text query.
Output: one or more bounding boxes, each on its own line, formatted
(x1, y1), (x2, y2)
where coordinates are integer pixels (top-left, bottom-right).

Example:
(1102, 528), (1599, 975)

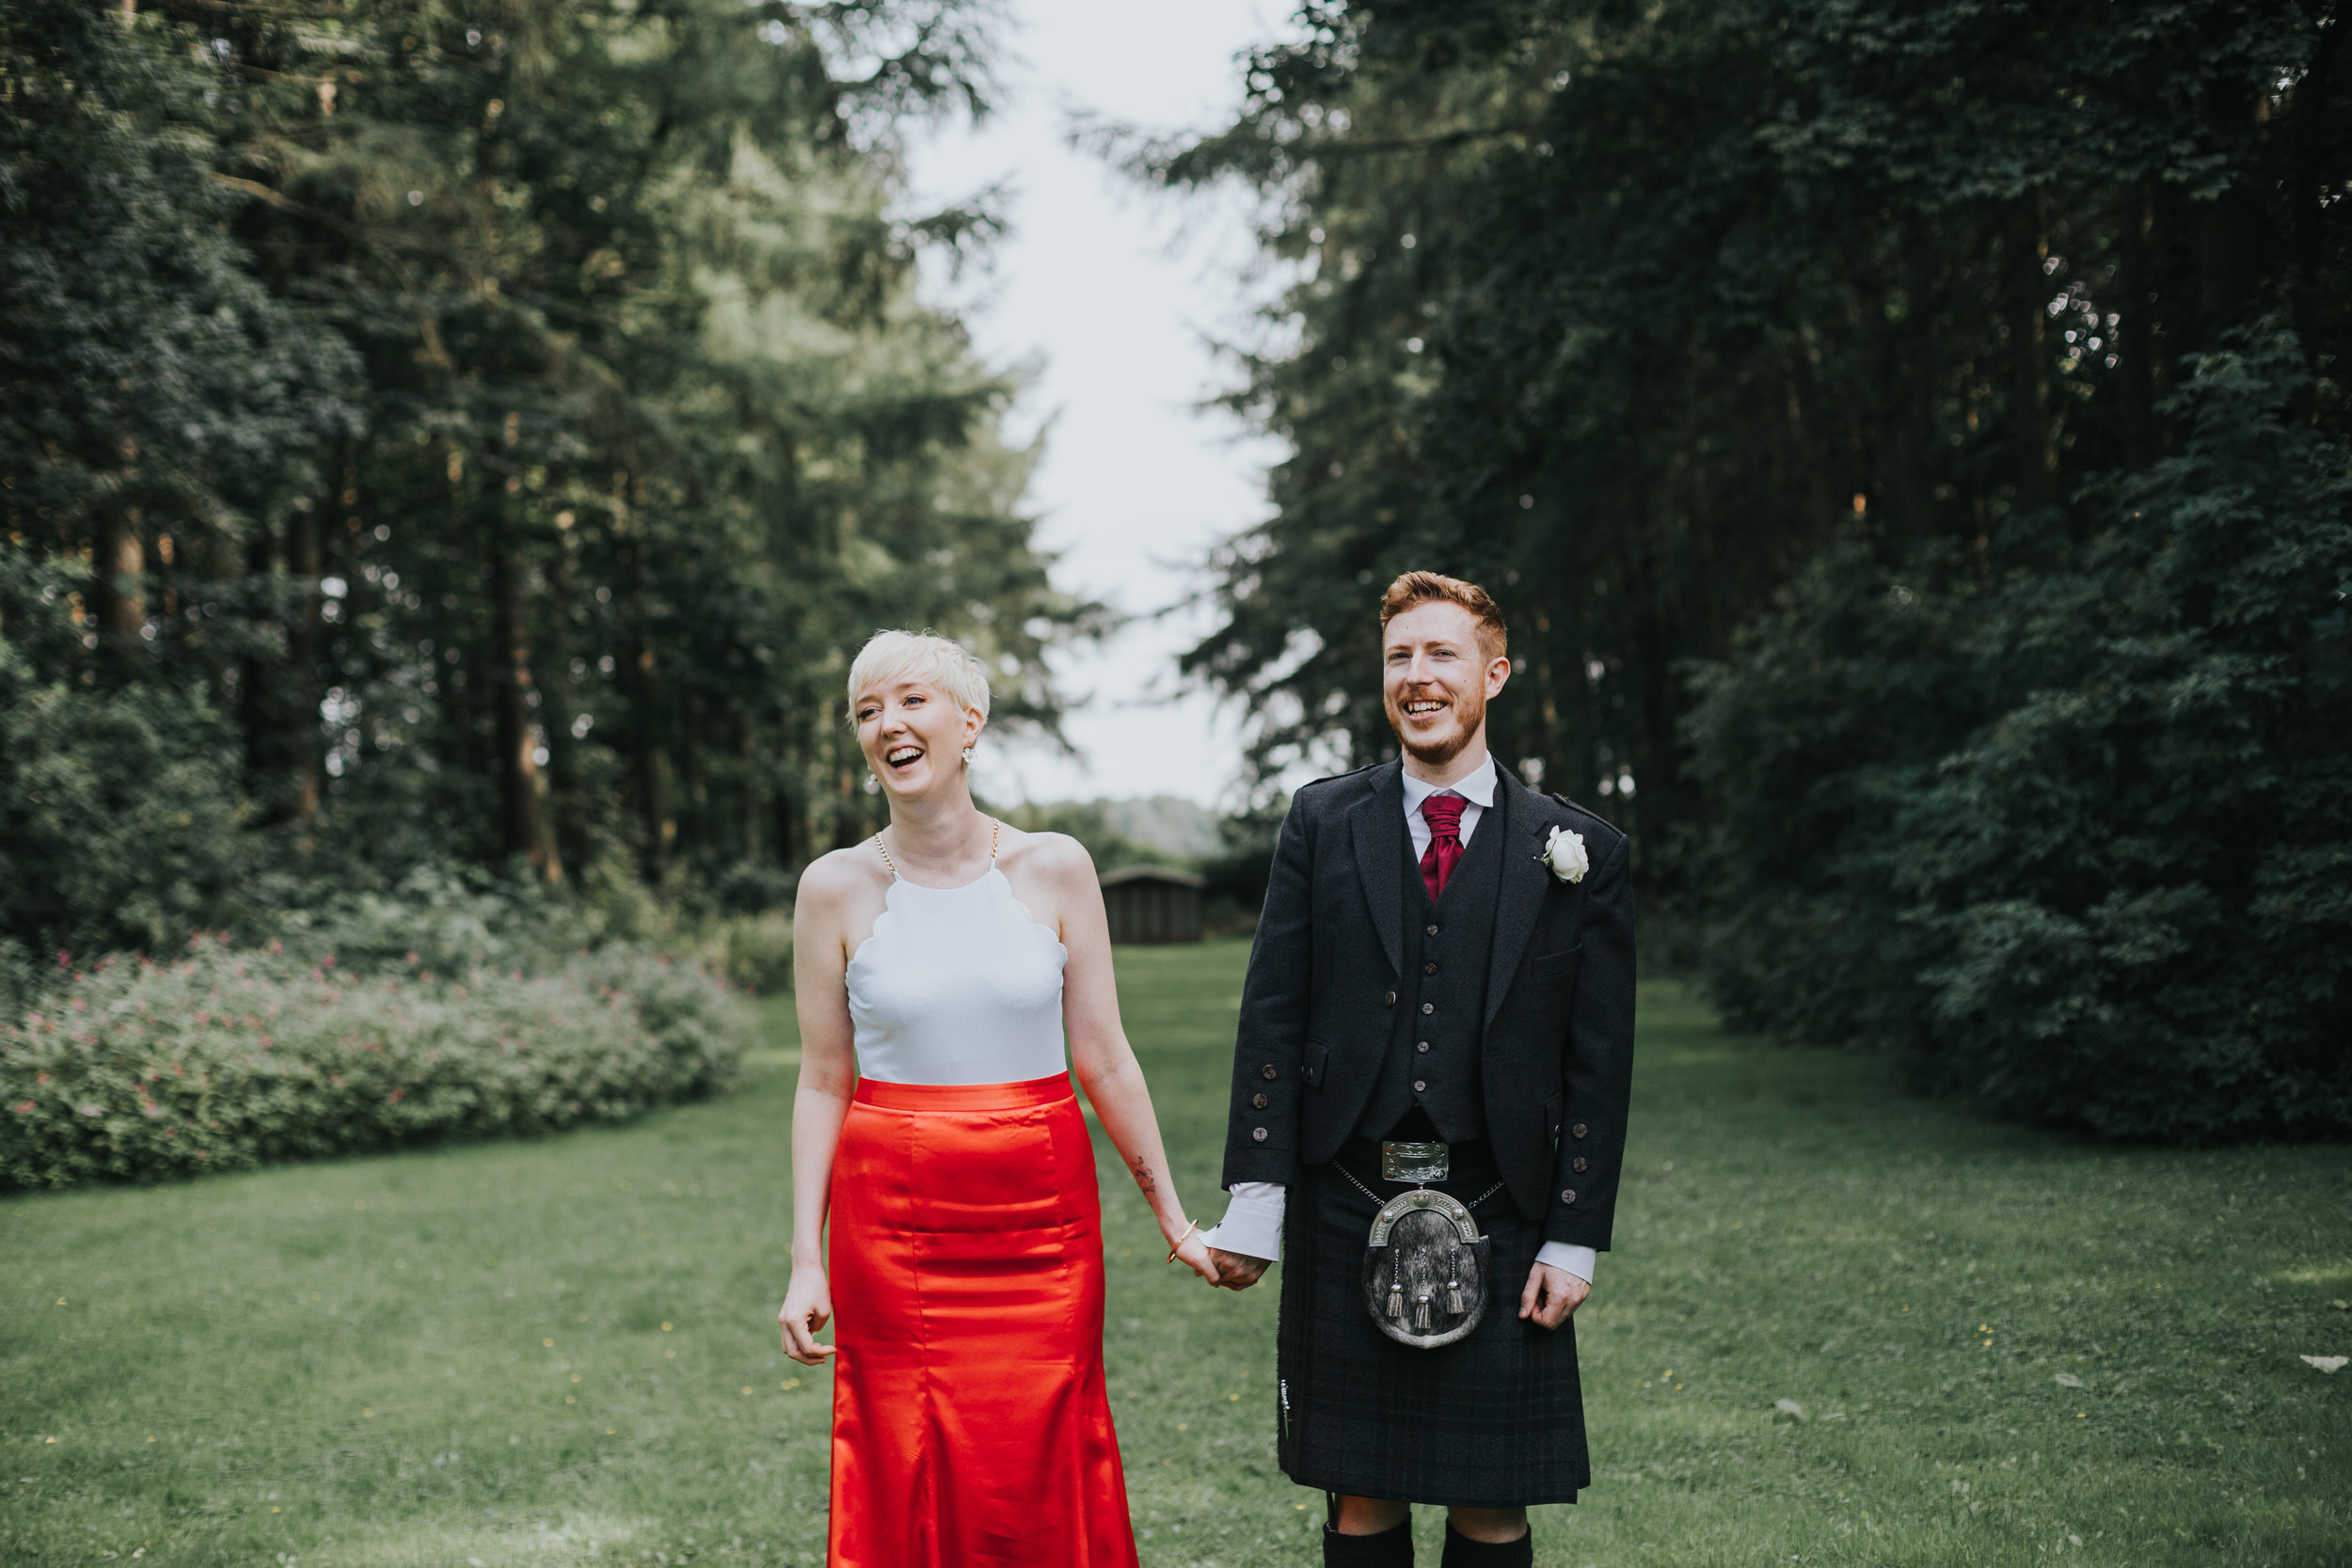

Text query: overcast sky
(903, 1), (1291, 810)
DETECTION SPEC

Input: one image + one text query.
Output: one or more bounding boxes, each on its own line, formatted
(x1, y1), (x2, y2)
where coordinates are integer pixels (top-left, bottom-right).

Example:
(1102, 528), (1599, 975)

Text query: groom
(1202, 572), (1635, 1566)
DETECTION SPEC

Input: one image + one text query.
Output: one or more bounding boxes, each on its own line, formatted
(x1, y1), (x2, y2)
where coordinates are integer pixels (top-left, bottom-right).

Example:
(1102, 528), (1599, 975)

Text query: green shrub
(1684, 329), (2352, 1141)
(256, 863), (609, 978)
(0, 942), (750, 1189)
(679, 911), (796, 994)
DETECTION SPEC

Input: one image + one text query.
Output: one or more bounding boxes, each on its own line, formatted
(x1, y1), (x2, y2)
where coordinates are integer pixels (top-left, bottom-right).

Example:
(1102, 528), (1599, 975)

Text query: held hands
(1518, 1260), (1589, 1329)
(778, 1263), (835, 1365)
(1170, 1227), (1224, 1287)
(1206, 1247), (1271, 1291)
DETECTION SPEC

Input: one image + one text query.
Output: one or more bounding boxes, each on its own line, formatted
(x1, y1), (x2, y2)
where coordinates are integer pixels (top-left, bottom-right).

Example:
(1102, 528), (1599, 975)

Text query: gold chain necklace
(871, 816), (998, 880)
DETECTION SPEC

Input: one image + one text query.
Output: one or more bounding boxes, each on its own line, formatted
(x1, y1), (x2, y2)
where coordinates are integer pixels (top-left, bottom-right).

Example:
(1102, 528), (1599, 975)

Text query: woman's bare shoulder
(795, 844), (886, 912)
(997, 827), (1097, 884)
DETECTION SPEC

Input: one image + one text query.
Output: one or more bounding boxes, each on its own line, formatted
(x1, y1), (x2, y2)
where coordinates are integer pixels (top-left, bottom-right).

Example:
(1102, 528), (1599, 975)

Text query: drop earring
(863, 772), (881, 795)
(961, 745), (975, 768)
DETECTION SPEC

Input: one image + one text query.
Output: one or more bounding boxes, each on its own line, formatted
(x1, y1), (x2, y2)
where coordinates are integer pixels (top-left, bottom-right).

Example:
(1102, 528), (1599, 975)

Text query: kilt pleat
(1276, 1152), (1589, 1507)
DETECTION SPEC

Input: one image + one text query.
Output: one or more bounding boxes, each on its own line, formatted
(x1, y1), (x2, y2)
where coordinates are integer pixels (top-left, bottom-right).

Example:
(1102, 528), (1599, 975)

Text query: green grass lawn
(4, 940), (2347, 1566)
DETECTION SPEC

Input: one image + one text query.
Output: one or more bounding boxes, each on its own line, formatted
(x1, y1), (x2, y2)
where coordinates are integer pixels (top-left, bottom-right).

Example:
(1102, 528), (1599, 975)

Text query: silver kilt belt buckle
(1379, 1139), (1450, 1182)
(1359, 1170), (1491, 1350)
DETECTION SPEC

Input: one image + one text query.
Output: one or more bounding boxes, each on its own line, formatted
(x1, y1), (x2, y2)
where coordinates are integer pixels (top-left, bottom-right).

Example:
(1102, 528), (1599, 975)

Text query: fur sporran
(1359, 1188), (1491, 1349)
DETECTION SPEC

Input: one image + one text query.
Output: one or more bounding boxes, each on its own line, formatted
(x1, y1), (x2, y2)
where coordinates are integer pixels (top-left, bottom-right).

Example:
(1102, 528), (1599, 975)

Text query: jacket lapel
(1484, 767), (1550, 1032)
(1349, 762), (1406, 976)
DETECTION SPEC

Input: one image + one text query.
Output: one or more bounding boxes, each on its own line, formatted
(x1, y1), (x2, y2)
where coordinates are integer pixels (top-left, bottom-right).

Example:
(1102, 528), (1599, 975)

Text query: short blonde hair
(846, 630), (992, 722)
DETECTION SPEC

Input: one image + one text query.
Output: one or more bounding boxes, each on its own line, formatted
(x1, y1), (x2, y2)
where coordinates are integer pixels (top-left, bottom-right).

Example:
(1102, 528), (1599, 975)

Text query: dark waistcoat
(1355, 783), (1506, 1143)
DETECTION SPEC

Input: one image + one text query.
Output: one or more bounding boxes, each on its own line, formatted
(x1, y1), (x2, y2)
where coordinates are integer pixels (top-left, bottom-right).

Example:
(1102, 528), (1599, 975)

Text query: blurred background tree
(3, 0), (1097, 960)
(1146, 0), (2349, 1136)
(8, 0), (2347, 1137)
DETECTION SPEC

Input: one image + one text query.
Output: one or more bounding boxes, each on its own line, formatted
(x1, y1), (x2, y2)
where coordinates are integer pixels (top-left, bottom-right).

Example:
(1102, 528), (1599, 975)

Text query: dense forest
(7, 0), (2347, 1137)
(2, 0), (1088, 961)
(1158, 0), (2351, 1135)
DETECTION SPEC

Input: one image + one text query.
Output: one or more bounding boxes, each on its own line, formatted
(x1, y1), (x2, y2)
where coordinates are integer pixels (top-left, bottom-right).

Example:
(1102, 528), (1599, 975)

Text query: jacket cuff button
(1559, 1188), (1577, 1205)
(1251, 1127), (1269, 1144)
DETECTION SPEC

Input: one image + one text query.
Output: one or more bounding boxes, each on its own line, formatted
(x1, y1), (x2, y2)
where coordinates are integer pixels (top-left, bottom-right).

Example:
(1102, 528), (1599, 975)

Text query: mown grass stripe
(2, 942), (2345, 1565)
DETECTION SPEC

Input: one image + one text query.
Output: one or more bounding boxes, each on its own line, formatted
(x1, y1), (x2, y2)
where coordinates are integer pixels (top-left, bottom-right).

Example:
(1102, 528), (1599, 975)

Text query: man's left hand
(1518, 1261), (1589, 1328)
(1206, 1248), (1271, 1291)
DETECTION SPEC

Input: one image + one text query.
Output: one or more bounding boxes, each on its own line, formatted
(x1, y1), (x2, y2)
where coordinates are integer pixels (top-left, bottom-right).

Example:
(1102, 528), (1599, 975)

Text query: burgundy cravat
(1419, 792), (1466, 903)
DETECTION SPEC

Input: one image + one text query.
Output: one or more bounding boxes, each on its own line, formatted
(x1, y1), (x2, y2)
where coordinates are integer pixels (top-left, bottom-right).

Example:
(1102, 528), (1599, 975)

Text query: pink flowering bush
(0, 942), (749, 1188)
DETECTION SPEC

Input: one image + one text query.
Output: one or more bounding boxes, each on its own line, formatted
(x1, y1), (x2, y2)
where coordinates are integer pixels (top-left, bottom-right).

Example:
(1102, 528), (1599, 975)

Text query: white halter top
(846, 842), (1069, 1085)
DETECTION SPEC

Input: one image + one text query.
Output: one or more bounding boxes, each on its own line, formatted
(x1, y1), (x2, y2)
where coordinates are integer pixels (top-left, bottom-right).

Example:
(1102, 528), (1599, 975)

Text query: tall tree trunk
(238, 523), (278, 799)
(627, 628), (673, 882)
(285, 493), (322, 817)
(2008, 227), (2057, 515)
(540, 547), (582, 878)
(2112, 179), (2159, 470)
(2193, 89), (2277, 351)
(1780, 341), (1841, 526)
(487, 508), (562, 883)
(90, 505), (144, 646)
(682, 703), (709, 853)
(739, 724), (762, 861)
(773, 784), (799, 870)
(1887, 261), (1939, 541)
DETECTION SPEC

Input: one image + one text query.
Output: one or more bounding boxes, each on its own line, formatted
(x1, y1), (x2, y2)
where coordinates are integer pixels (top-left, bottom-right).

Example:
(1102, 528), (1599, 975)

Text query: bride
(780, 630), (1221, 1565)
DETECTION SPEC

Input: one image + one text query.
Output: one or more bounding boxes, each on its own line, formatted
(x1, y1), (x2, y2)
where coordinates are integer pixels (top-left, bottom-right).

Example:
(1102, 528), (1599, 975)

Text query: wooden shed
(1099, 864), (1204, 944)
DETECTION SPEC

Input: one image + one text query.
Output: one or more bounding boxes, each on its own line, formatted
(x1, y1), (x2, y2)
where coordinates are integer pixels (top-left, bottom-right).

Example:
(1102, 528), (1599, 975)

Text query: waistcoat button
(1571, 1123), (1588, 1139)
(1421, 1002), (1435, 1015)
(1251, 1127), (1269, 1143)
(1560, 1188), (1577, 1205)
(1412, 1080), (1427, 1093)
(1416, 1040), (1430, 1053)
(1571, 1156), (1588, 1172)
(1423, 961), (1438, 974)
(1426, 925), (1439, 936)
(1261, 1064), (1279, 1080)
(1252, 1093), (1269, 1110)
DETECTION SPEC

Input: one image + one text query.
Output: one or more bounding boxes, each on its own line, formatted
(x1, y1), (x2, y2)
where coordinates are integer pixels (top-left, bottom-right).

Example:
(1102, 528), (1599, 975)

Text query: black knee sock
(1438, 1523), (1531, 1568)
(1323, 1516), (1413, 1567)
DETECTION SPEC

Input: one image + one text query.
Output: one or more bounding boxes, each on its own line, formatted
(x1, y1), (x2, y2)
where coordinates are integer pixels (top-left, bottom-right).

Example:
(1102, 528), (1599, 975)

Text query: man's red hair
(1378, 571), (1508, 661)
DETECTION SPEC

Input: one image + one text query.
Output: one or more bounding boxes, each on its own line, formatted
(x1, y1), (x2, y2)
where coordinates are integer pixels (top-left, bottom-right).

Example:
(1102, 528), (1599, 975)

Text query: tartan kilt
(1275, 1146), (1589, 1507)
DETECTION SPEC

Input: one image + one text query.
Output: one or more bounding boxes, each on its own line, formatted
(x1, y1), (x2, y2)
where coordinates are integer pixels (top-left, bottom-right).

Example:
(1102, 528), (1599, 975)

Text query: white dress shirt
(1204, 752), (1597, 1285)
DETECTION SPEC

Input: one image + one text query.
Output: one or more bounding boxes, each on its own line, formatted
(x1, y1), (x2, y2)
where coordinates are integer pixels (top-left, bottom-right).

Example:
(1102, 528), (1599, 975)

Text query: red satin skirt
(827, 1072), (1138, 1568)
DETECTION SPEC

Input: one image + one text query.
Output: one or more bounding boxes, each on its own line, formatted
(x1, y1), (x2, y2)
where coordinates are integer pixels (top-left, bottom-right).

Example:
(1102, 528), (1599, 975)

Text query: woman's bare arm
(778, 855), (864, 1362)
(1040, 840), (1219, 1284)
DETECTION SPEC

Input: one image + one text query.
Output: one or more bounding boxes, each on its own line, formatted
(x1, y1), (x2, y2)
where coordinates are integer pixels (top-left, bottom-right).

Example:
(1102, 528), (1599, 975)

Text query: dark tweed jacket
(1219, 759), (1636, 1248)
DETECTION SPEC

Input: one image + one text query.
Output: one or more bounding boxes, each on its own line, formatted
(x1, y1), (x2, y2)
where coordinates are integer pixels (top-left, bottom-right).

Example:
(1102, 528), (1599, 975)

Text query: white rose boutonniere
(1537, 824), (1589, 884)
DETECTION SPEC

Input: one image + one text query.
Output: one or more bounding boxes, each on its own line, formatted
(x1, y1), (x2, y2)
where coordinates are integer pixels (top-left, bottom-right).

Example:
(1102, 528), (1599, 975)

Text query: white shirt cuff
(1202, 1181), (1286, 1262)
(1536, 1242), (1596, 1283)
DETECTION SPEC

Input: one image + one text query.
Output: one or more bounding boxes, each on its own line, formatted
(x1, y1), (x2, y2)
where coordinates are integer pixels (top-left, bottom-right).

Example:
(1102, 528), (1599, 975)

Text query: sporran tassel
(1386, 1281), (1404, 1320)
(1413, 1293), (1431, 1332)
(1447, 1278), (1464, 1315)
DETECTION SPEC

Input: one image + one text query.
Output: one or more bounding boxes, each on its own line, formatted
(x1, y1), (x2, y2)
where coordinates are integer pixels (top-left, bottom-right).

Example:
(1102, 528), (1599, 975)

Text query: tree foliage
(1156, 0), (2347, 853)
(1686, 333), (2352, 1138)
(2, 0), (1083, 960)
(1157, 0), (2348, 1133)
